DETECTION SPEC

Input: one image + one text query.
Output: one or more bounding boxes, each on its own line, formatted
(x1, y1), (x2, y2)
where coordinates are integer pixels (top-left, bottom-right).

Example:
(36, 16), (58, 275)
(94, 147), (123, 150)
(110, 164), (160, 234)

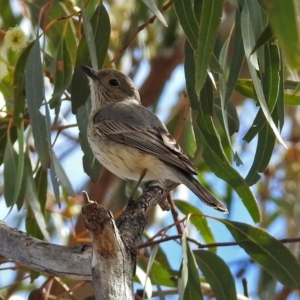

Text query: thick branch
(81, 180), (178, 300)
(0, 220), (92, 280)
(0, 180), (177, 285)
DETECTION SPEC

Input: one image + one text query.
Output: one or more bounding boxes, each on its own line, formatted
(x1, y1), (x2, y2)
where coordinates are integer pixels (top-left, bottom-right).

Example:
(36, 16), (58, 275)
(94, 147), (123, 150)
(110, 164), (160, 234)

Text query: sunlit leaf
(142, 0), (167, 27)
(261, 0), (300, 68)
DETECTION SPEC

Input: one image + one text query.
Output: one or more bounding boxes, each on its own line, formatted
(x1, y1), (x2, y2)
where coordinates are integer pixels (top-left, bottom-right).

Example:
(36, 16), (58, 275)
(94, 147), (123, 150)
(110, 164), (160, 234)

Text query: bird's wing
(93, 119), (198, 175)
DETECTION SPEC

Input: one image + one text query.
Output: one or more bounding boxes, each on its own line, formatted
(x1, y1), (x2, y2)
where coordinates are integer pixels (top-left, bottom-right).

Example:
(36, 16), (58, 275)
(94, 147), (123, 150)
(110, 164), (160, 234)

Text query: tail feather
(176, 171), (228, 213)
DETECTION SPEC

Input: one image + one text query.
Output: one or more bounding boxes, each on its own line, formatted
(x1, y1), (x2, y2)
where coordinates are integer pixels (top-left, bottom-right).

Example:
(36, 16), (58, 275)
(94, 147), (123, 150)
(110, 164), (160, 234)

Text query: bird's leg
(128, 169), (147, 203)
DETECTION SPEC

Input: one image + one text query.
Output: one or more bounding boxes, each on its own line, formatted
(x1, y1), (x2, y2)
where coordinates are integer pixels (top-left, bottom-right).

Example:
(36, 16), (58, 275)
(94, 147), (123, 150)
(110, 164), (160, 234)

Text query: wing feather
(93, 119), (197, 175)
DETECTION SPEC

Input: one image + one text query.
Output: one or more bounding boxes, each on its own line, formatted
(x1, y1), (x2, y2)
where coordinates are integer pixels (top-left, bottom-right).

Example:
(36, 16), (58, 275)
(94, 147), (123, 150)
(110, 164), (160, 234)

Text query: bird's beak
(81, 65), (98, 80)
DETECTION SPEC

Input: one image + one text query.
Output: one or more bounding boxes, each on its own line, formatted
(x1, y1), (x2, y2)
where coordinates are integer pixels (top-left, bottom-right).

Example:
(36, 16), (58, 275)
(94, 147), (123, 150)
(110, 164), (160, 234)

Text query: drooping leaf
(218, 219), (300, 288)
(241, 2), (286, 148)
(49, 37), (73, 109)
(71, 3), (110, 113)
(194, 250), (237, 300)
(24, 155), (50, 241)
(25, 37), (51, 169)
(260, 0), (300, 68)
(184, 41), (260, 222)
(195, 0), (223, 94)
(52, 153), (75, 196)
(179, 234), (203, 300)
(34, 165), (48, 215)
(76, 102), (101, 181)
(173, 0), (199, 50)
(13, 42), (34, 127)
(3, 137), (17, 207)
(80, 0), (98, 70)
(142, 0), (167, 27)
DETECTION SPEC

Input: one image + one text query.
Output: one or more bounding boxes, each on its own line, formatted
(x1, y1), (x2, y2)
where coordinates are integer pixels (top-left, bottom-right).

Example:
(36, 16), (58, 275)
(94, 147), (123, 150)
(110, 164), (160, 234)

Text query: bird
(81, 65), (228, 213)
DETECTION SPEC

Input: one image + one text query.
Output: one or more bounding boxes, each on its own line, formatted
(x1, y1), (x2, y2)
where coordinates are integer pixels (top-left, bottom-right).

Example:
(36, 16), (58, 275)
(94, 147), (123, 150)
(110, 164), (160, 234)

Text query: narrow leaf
(13, 42), (34, 127)
(179, 234), (203, 300)
(53, 153), (75, 196)
(218, 219), (300, 288)
(261, 0), (300, 68)
(76, 102), (101, 180)
(173, 0), (199, 50)
(194, 250), (237, 300)
(24, 155), (50, 241)
(80, 0), (98, 70)
(142, 0), (167, 27)
(71, 3), (110, 113)
(49, 37), (73, 108)
(195, 0), (223, 93)
(25, 37), (51, 168)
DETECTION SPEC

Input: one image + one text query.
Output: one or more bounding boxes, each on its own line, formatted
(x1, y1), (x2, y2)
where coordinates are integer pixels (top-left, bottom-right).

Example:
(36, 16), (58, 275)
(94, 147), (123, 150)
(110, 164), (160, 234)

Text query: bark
(0, 180), (178, 300)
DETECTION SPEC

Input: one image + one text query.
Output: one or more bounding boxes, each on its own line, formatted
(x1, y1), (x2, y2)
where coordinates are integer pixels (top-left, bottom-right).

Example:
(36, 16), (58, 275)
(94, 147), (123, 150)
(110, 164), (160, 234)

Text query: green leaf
(184, 42), (260, 222)
(243, 42), (282, 142)
(225, 9), (244, 105)
(197, 115), (260, 222)
(236, 79), (300, 105)
(175, 200), (215, 251)
(245, 122), (275, 185)
(71, 3), (111, 113)
(260, 0), (300, 68)
(179, 234), (203, 300)
(245, 42), (280, 185)
(80, 0), (98, 70)
(76, 102), (101, 181)
(3, 138), (17, 207)
(13, 123), (25, 208)
(173, 0), (199, 50)
(13, 42), (34, 127)
(34, 165), (48, 215)
(136, 257), (177, 288)
(25, 37), (51, 169)
(26, 206), (44, 240)
(241, 2), (286, 149)
(142, 0), (167, 27)
(184, 41), (199, 111)
(53, 153), (75, 196)
(195, 0), (223, 93)
(214, 99), (240, 136)
(24, 155), (50, 241)
(218, 219), (300, 288)
(49, 37), (73, 109)
(3, 129), (26, 210)
(194, 250), (237, 300)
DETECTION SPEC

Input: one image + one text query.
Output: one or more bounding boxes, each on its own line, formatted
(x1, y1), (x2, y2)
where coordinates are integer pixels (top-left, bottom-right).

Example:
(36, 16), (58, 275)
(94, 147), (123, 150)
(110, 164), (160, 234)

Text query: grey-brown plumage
(82, 66), (228, 213)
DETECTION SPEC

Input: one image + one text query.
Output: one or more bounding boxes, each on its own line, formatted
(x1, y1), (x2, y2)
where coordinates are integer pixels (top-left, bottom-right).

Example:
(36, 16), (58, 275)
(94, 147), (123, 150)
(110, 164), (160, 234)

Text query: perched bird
(81, 66), (228, 213)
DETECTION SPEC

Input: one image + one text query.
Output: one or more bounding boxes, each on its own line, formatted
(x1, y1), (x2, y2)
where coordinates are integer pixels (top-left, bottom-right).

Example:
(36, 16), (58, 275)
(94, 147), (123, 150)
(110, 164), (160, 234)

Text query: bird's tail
(176, 171), (228, 213)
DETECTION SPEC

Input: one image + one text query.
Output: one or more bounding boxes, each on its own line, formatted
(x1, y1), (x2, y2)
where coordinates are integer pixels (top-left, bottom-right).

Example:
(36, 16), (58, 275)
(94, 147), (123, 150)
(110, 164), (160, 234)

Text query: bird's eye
(109, 79), (119, 86)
